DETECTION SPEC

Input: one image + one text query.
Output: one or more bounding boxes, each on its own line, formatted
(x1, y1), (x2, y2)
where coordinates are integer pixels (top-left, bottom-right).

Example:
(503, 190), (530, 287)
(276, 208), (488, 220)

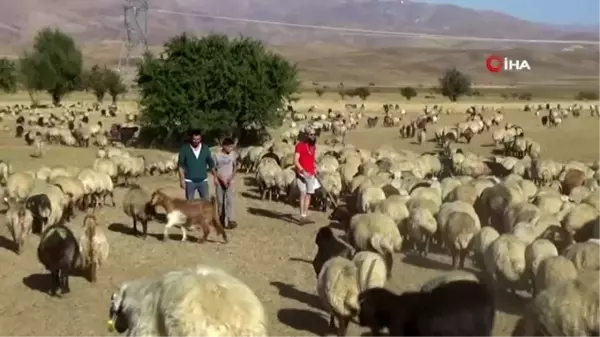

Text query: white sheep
(352, 251), (388, 291)
(406, 207), (438, 256)
(483, 234), (528, 293)
(317, 257), (360, 336)
(373, 195), (409, 226)
(470, 226), (500, 270)
(3, 172), (35, 202)
(356, 186), (386, 213)
(534, 255), (578, 294)
(524, 239), (558, 295)
(443, 211), (481, 269)
(562, 203), (599, 235)
(562, 240), (599, 271)
(109, 264), (267, 336)
(347, 212), (402, 274)
(513, 271), (598, 336)
(420, 271), (479, 292)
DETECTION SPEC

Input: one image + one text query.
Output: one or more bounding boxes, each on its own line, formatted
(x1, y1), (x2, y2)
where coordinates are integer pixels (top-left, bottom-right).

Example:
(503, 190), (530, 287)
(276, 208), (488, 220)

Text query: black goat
(358, 281), (495, 336)
(37, 225), (82, 296)
(312, 226), (352, 277)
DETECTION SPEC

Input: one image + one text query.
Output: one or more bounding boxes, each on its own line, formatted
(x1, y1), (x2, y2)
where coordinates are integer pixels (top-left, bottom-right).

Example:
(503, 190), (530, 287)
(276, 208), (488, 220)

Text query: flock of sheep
(0, 98), (599, 336)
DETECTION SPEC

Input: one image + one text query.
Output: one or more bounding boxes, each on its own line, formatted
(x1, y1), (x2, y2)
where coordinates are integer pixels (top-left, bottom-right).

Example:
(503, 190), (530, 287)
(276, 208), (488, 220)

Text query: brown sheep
(561, 169), (586, 196)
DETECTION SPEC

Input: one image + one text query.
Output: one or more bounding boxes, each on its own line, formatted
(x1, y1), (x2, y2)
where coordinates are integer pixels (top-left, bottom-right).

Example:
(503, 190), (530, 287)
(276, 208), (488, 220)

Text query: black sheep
(15, 124), (24, 138)
(16, 116), (25, 124)
(25, 194), (52, 233)
(312, 226), (352, 277)
(358, 281), (495, 336)
(37, 224), (82, 296)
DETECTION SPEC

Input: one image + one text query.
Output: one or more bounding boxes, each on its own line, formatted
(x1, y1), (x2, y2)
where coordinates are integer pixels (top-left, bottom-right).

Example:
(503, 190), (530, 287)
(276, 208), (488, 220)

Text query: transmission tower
(118, 0), (149, 82)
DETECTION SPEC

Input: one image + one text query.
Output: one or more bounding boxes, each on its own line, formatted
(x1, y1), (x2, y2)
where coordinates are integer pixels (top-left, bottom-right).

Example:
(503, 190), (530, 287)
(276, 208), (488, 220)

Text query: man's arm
(177, 149), (186, 186)
(206, 151), (218, 179)
(294, 152), (304, 174)
(229, 152), (238, 182)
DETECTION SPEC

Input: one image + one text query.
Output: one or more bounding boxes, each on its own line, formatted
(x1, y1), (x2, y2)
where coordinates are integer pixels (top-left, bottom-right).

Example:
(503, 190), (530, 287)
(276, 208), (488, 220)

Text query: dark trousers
(184, 181), (210, 200)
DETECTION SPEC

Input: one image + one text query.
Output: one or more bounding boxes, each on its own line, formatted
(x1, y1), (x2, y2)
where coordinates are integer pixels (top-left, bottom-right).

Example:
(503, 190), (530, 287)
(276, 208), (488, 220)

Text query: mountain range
(1, 0), (598, 46)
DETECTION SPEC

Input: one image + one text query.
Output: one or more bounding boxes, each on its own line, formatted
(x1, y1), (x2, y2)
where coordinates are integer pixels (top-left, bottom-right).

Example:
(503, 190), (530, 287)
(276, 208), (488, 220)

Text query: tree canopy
(19, 28), (83, 105)
(136, 33), (299, 145)
(0, 58), (18, 93)
(438, 67), (471, 102)
(400, 86), (417, 100)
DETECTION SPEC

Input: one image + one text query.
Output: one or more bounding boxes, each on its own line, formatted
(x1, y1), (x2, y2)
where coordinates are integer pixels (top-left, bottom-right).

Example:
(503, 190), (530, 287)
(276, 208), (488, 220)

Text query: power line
(150, 8), (600, 45)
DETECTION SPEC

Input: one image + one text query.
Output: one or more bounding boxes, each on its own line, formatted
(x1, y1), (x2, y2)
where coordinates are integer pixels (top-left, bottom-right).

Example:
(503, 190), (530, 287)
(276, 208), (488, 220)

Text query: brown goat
(149, 190), (228, 244)
(79, 214), (110, 283)
(561, 168), (586, 195)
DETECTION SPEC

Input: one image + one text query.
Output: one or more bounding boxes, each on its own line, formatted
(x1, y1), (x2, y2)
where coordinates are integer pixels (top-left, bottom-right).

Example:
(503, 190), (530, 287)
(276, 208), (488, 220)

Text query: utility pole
(118, 0), (149, 83)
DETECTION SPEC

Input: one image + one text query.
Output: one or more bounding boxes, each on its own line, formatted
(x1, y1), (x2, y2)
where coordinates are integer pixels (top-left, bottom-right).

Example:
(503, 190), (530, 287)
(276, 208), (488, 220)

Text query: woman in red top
(294, 126), (317, 224)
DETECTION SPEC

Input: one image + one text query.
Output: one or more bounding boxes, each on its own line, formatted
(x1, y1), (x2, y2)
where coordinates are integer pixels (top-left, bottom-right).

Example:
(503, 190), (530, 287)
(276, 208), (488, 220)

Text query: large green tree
(136, 33), (299, 145)
(439, 67), (471, 102)
(20, 28), (83, 105)
(0, 58), (18, 93)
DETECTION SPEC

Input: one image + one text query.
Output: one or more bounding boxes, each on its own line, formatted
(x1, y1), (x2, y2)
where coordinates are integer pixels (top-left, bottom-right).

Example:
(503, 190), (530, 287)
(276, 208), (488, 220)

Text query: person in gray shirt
(213, 138), (238, 229)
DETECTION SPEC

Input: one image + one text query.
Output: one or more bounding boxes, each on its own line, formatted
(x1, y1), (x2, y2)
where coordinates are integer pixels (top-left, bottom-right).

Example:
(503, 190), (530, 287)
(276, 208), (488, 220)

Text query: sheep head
(109, 285), (130, 333)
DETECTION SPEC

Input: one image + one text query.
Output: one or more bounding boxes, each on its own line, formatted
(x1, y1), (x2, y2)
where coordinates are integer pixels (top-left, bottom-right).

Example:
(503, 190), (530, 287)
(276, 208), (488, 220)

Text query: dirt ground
(0, 94), (598, 336)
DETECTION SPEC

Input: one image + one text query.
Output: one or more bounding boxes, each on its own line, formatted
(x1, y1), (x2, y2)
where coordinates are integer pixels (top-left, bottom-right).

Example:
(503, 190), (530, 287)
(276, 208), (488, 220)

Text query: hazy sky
(418, 0), (599, 25)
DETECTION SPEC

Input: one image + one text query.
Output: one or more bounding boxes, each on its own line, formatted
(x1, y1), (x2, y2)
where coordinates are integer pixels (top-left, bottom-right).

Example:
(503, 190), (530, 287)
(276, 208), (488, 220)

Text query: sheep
(317, 256), (360, 336)
(471, 226), (500, 269)
(513, 271), (598, 336)
(357, 281), (495, 336)
(255, 157), (282, 201)
(49, 175), (85, 212)
(0, 159), (13, 185)
(444, 183), (478, 205)
(406, 207), (438, 256)
(5, 198), (33, 254)
(534, 255), (578, 294)
(356, 186), (386, 213)
(314, 171), (342, 211)
(149, 190), (227, 244)
(561, 168), (586, 195)
(31, 136), (46, 158)
(93, 158), (118, 183)
(3, 171), (35, 202)
(312, 226), (353, 277)
(329, 204), (353, 231)
(475, 182), (523, 231)
(562, 203), (599, 235)
(562, 240), (599, 271)
(37, 224), (82, 296)
(108, 265), (267, 336)
(78, 214), (109, 282)
(483, 234), (528, 293)
(373, 195), (410, 226)
(24, 193), (52, 233)
(352, 251), (388, 291)
(347, 212), (402, 275)
(524, 239), (558, 295)
(122, 184), (154, 238)
(420, 270), (480, 292)
(443, 211), (480, 269)
(28, 181), (70, 227)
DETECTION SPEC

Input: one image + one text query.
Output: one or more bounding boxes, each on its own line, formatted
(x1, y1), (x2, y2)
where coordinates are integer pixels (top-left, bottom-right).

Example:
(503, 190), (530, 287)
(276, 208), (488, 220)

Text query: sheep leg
(89, 262), (97, 283)
(328, 314), (336, 330)
(108, 191), (116, 207)
(50, 271), (60, 296)
(451, 249), (459, 269)
(423, 235), (432, 256)
(59, 269), (70, 294)
(140, 219), (148, 239)
(337, 316), (350, 336)
(458, 249), (468, 269)
(131, 217), (139, 235)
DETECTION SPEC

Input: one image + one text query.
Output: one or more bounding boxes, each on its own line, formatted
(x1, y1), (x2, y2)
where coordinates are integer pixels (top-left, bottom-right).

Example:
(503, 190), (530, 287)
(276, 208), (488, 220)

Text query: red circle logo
(486, 55), (503, 73)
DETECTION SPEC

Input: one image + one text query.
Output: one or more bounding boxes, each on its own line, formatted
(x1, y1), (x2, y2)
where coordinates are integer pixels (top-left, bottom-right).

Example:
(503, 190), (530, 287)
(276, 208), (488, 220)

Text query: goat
(149, 190), (228, 244)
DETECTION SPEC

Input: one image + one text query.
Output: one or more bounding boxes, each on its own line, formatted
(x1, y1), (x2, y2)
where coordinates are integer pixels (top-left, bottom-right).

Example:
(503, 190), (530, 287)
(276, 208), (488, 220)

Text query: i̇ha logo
(486, 55), (531, 73)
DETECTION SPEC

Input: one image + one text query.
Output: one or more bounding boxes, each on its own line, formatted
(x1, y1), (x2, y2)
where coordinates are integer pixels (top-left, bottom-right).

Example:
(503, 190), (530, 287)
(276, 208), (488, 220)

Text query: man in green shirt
(177, 129), (217, 200)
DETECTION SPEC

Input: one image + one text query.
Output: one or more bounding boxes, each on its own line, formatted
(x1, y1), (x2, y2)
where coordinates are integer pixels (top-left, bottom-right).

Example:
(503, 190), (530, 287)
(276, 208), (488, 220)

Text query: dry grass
(0, 93), (598, 336)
